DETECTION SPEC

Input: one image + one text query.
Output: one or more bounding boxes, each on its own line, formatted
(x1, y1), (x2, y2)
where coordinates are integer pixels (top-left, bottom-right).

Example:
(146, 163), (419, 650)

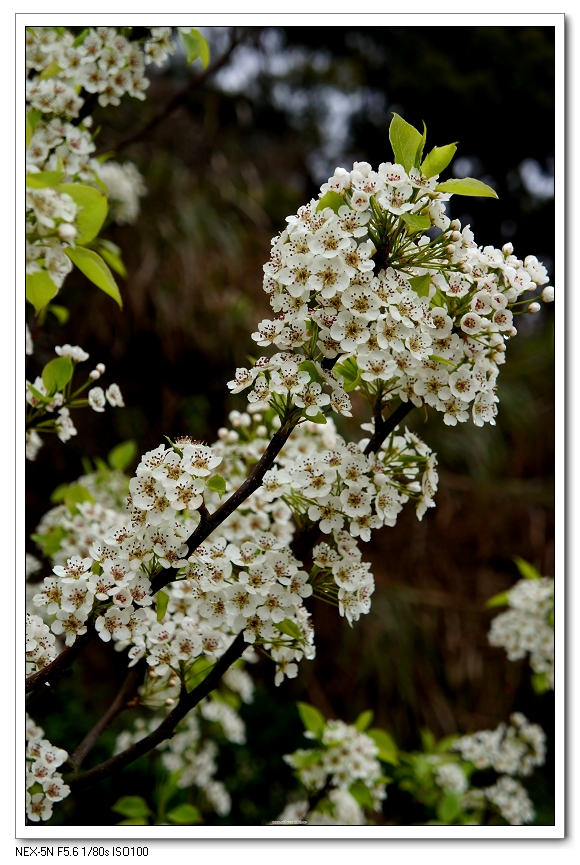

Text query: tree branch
(150, 414), (301, 594)
(66, 660), (146, 773)
(363, 400), (414, 456)
(109, 30), (244, 155)
(67, 631), (246, 791)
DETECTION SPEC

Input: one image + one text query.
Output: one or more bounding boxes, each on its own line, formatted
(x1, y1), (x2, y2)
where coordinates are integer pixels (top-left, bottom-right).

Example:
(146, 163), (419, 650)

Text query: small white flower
(88, 386), (106, 412)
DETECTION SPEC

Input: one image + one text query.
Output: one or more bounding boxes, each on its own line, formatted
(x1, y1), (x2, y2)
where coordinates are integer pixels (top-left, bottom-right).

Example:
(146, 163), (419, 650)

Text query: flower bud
(226, 430), (239, 443)
(89, 369), (101, 380)
(508, 326), (518, 337)
(461, 262), (473, 274)
(253, 413), (263, 423)
(495, 342), (506, 352)
(217, 427), (228, 439)
(451, 231), (461, 242)
(57, 222), (77, 242)
(528, 302), (541, 315)
(256, 425), (267, 437)
(450, 219), (461, 231)
(165, 698), (175, 706)
(502, 242), (514, 255)
(96, 363), (106, 374)
(168, 677), (177, 687)
(541, 286), (554, 303)
(445, 244), (455, 256)
(149, 670), (157, 678)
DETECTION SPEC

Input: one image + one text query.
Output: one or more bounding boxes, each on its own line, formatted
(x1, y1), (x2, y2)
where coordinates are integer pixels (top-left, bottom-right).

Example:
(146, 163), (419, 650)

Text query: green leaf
(26, 110), (42, 148)
(179, 29), (210, 69)
(57, 183), (108, 244)
(389, 113), (423, 173)
(166, 803), (203, 825)
(156, 590), (170, 622)
(334, 357), (361, 393)
(485, 590), (510, 609)
(108, 440), (137, 472)
(435, 177), (498, 199)
(275, 618), (303, 640)
(513, 556), (542, 581)
(305, 411), (327, 425)
(50, 483), (69, 504)
(354, 710), (374, 732)
(206, 474), (226, 497)
(298, 360), (323, 385)
(421, 143), (458, 178)
(89, 239), (127, 278)
(428, 355), (456, 368)
(31, 526), (67, 558)
(26, 170), (66, 188)
(420, 728), (436, 752)
(38, 61), (62, 80)
(117, 818), (149, 825)
(46, 304), (70, 325)
(437, 793), (461, 824)
(367, 729), (399, 765)
(64, 246), (123, 308)
(316, 190), (346, 214)
(26, 271), (59, 315)
(72, 28), (90, 47)
(112, 796), (151, 819)
(296, 702), (326, 740)
(531, 671), (550, 694)
(42, 356), (73, 395)
(291, 750), (321, 769)
(349, 781), (375, 810)
(64, 484), (95, 516)
(416, 121), (427, 167)
(401, 212), (431, 234)
(409, 274), (431, 298)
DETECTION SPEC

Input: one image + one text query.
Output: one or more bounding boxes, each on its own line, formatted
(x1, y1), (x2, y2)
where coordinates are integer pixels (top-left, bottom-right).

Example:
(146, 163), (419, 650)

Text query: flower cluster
(229, 157), (553, 430)
(452, 713), (546, 777)
(26, 715), (71, 822)
(488, 574), (554, 690)
(26, 613), (58, 675)
(26, 344), (123, 460)
(281, 715), (387, 825)
(29, 402), (437, 685)
(25, 26), (185, 309)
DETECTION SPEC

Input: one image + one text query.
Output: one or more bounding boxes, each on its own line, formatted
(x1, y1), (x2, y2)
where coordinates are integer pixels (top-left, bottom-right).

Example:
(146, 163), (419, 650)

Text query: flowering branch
(67, 632), (246, 791)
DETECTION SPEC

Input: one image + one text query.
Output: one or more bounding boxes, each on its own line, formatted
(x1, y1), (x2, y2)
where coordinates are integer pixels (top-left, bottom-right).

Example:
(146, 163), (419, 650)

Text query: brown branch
(150, 414), (301, 594)
(363, 400), (414, 456)
(109, 30), (244, 155)
(27, 413), (300, 695)
(61, 400), (418, 791)
(67, 631), (246, 791)
(66, 660), (146, 773)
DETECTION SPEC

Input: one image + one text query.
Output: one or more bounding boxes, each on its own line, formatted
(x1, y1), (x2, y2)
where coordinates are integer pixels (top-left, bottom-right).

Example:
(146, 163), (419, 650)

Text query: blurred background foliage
(26, 25), (555, 825)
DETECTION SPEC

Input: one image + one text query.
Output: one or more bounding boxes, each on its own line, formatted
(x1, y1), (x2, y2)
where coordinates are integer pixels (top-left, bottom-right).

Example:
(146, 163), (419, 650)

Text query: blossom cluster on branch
(487, 563), (554, 692)
(280, 707), (546, 826)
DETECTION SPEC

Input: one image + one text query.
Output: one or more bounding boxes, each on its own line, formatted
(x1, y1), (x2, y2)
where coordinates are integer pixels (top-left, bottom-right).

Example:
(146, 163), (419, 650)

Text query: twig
(150, 415), (300, 594)
(66, 660), (146, 772)
(67, 631), (246, 791)
(363, 401), (414, 456)
(108, 30), (244, 155)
